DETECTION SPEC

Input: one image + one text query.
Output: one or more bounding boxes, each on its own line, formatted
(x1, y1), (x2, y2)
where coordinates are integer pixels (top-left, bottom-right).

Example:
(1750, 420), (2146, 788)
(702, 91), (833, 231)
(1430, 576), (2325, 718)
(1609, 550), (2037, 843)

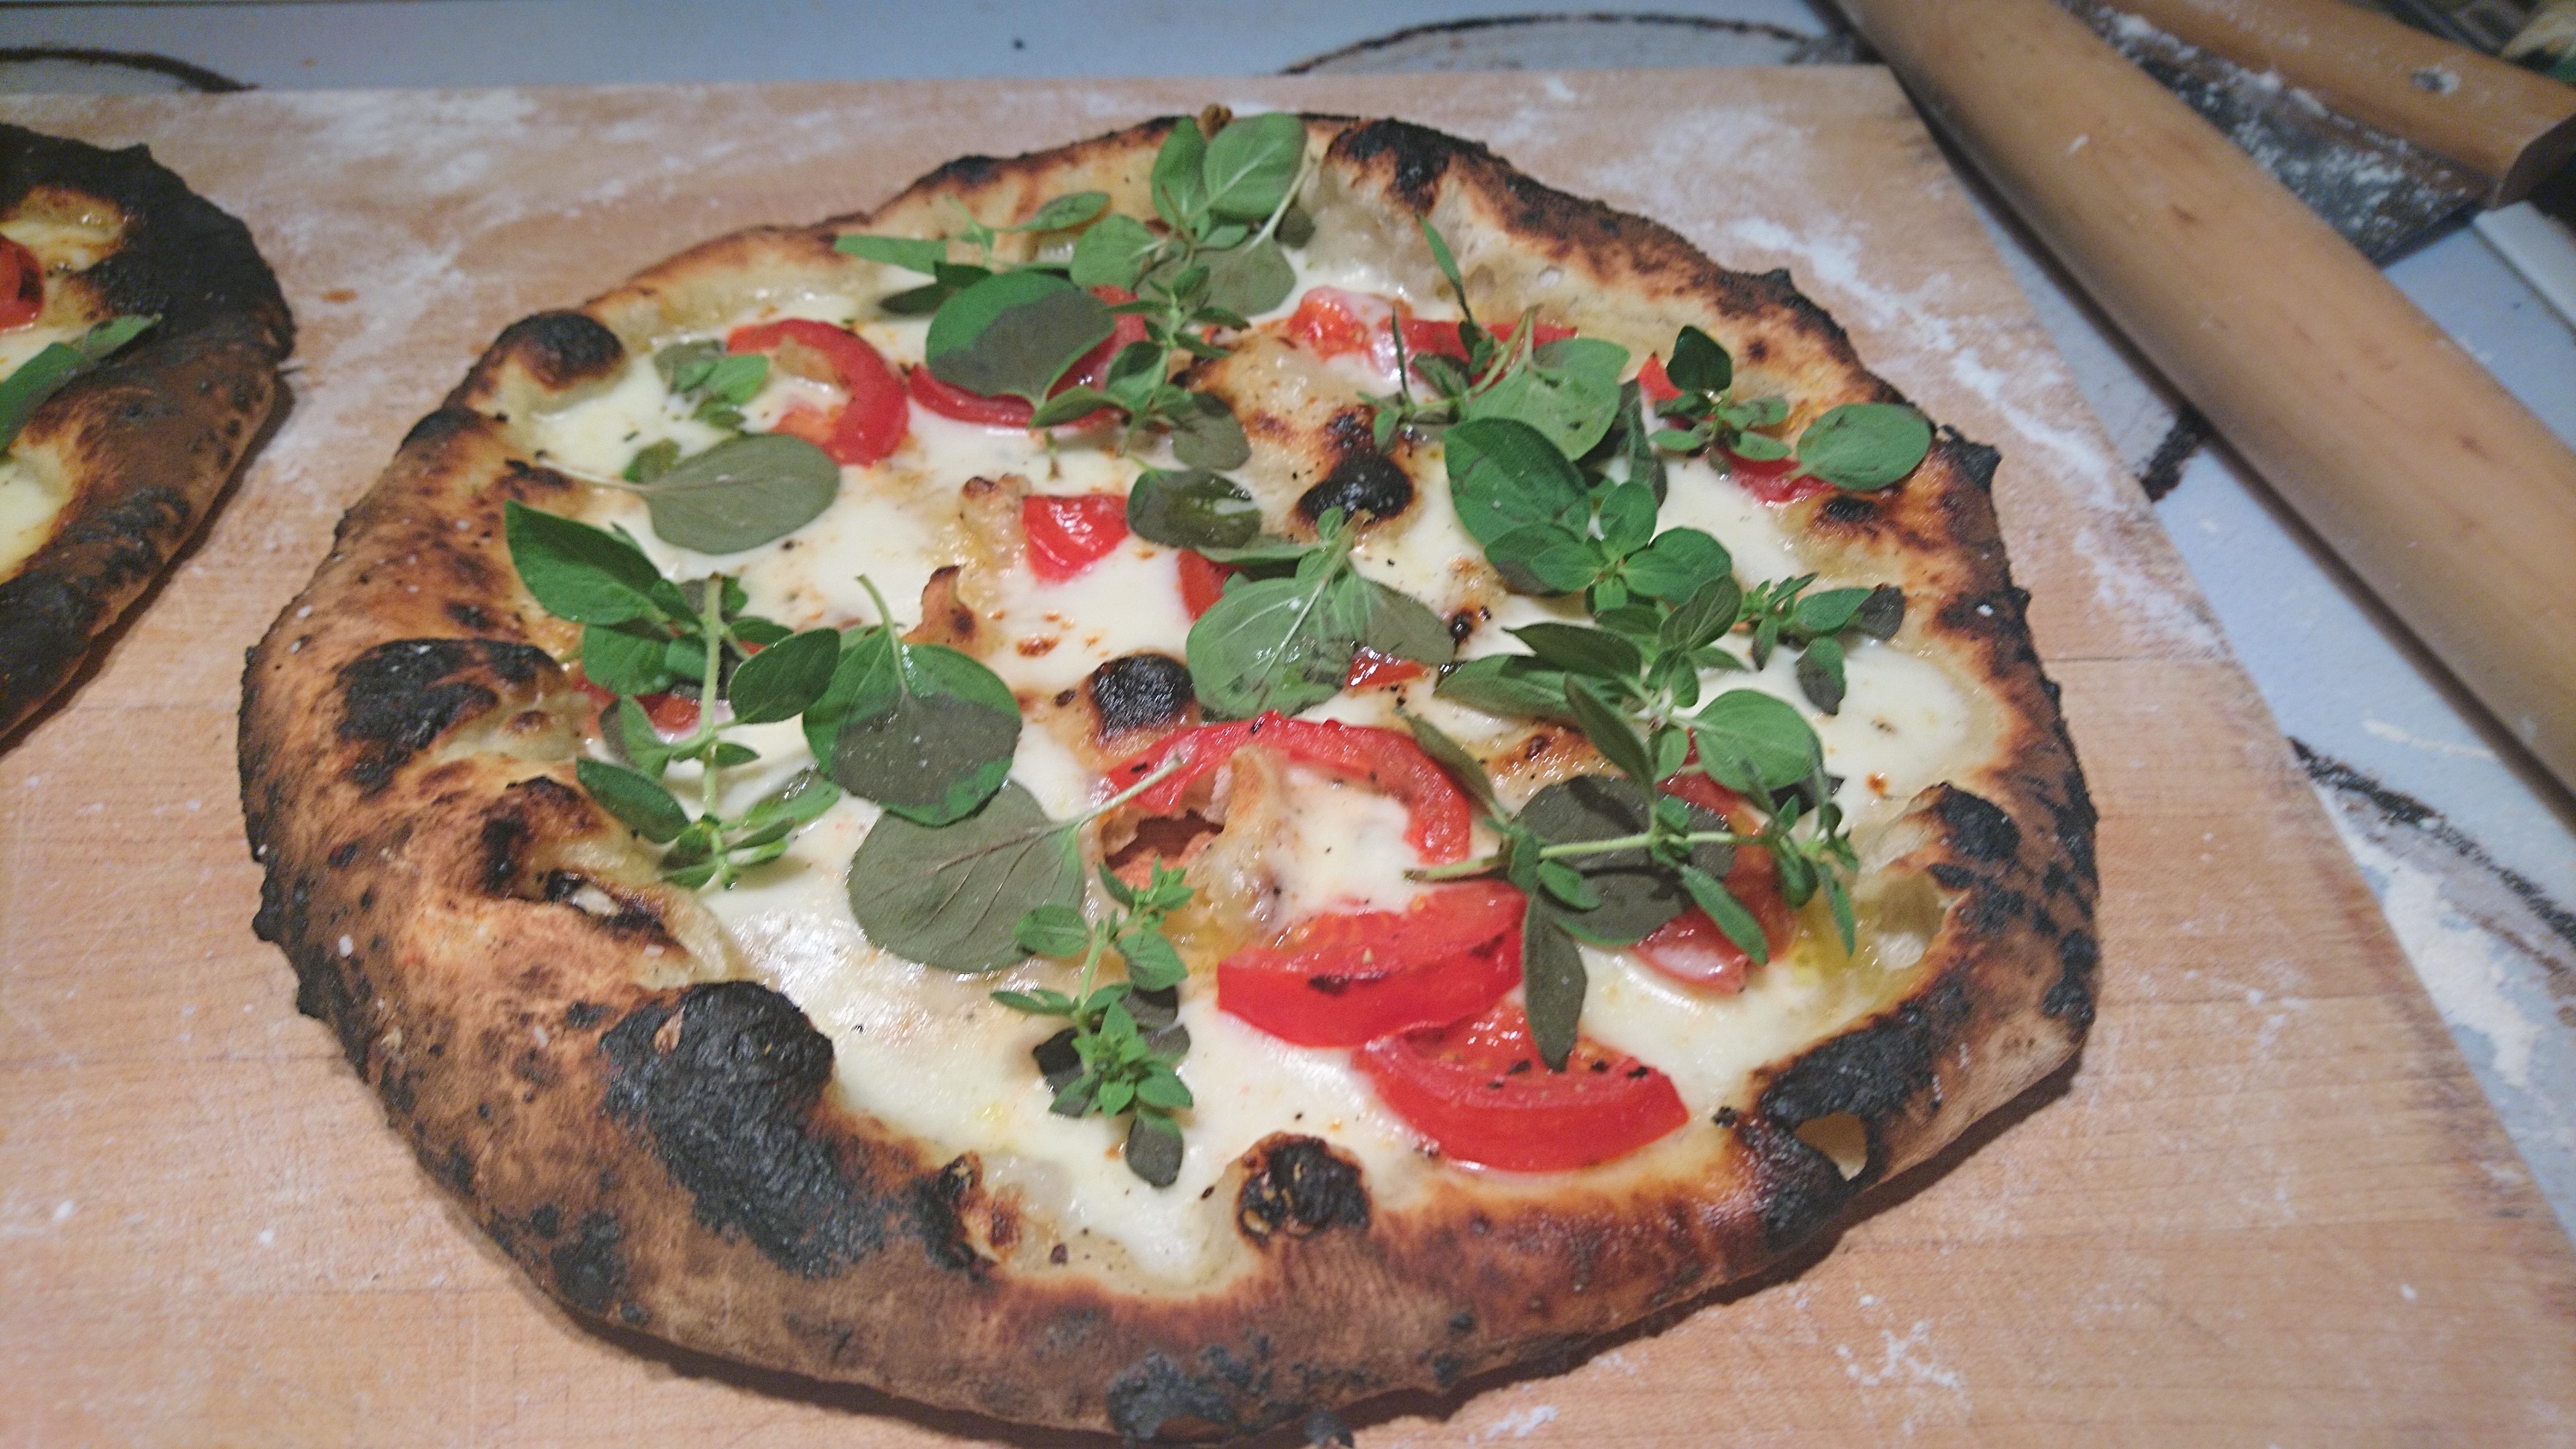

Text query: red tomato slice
(1721, 441), (1830, 504)
(1176, 549), (1236, 619)
(1359, 1003), (1690, 1171)
(1633, 770), (1796, 989)
(1022, 492), (1130, 583)
(1284, 286), (1392, 361)
(906, 286), (1146, 429)
(724, 319), (908, 466)
(1104, 712), (1472, 864)
(1218, 883), (1524, 1046)
(0, 237), (39, 331)
(1398, 315), (1576, 368)
(1638, 352), (1680, 405)
(1342, 647), (1425, 689)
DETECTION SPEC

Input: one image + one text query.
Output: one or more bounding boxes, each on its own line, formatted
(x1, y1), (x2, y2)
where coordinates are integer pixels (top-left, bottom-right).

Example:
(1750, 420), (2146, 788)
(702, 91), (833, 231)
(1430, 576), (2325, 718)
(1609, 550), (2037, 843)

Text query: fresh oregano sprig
(1649, 324), (1933, 491)
(994, 861), (1197, 1186)
(1183, 506), (1454, 718)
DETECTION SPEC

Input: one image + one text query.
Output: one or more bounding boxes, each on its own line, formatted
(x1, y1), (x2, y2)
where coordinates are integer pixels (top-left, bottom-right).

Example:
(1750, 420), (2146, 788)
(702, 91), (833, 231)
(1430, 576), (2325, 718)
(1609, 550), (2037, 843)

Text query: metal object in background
(0, 46), (247, 95)
(1285, 11), (1857, 72)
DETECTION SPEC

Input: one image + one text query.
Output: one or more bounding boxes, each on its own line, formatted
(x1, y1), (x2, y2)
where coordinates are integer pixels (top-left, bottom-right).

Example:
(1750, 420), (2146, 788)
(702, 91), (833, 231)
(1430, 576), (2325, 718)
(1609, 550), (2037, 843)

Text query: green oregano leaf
(581, 620), (681, 696)
(1201, 235), (1295, 317)
(1199, 111), (1305, 222)
(1070, 213), (1161, 290)
(834, 233), (949, 274)
(1168, 393), (1252, 470)
(1150, 117), (1209, 229)
(1397, 708), (1499, 814)
(846, 782), (1084, 972)
(1690, 690), (1824, 792)
(1444, 417), (1588, 548)
(1016, 191), (1110, 233)
(502, 500), (679, 625)
(924, 270), (1114, 406)
(1462, 336), (1629, 460)
(1434, 654), (1576, 721)
(1519, 898), (1587, 1073)
(630, 433), (841, 553)
(823, 631), (1022, 826)
(1666, 325), (1731, 394)
(725, 626), (840, 724)
(1796, 635), (1847, 715)
(1678, 863), (1770, 965)
(1625, 528), (1733, 603)
(1854, 584), (1905, 640)
(1126, 468), (1261, 550)
(1795, 402), (1932, 491)
(576, 757), (691, 844)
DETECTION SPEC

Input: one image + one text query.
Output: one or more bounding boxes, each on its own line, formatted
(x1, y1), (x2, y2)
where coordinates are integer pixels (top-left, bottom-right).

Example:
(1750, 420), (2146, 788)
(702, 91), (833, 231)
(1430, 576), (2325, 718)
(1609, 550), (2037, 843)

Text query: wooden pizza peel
(3, 72), (2572, 1444)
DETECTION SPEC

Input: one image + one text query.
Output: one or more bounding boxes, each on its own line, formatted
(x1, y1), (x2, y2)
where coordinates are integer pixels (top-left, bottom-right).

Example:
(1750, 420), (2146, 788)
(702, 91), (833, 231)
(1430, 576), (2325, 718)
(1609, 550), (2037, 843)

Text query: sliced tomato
(1218, 882), (1523, 1047)
(1342, 647), (1424, 689)
(1399, 315), (1576, 369)
(724, 318), (907, 466)
(1721, 442), (1830, 505)
(1638, 352), (1680, 405)
(1359, 1002), (1689, 1171)
(1104, 712), (1472, 864)
(1633, 770), (1796, 989)
(1022, 492), (1130, 582)
(0, 237), (39, 331)
(1177, 549), (1236, 619)
(1284, 286), (1393, 362)
(907, 286), (1146, 429)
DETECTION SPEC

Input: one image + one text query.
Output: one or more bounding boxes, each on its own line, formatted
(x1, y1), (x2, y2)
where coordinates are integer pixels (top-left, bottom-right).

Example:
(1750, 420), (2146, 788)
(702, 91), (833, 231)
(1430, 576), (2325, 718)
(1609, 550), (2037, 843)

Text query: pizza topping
(724, 319), (908, 466)
(1217, 881), (1523, 1046)
(1175, 549), (1234, 620)
(506, 502), (849, 888)
(610, 432), (843, 555)
(804, 576), (1022, 827)
(1182, 506), (1453, 718)
(1021, 492), (1130, 582)
(994, 861), (1198, 1185)
(1356, 1002), (1689, 1172)
(845, 755), (1187, 972)
(1104, 712), (1474, 865)
(1646, 323), (1934, 494)
(1357, 222), (1629, 460)
(1124, 467), (1263, 553)
(0, 236), (42, 330)
(0, 315), (153, 454)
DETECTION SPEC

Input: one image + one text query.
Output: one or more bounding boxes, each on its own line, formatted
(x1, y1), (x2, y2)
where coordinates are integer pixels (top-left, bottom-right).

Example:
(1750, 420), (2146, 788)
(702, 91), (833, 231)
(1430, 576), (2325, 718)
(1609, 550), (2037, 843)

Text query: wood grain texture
(1, 72), (2571, 1445)
(1837, 0), (2576, 798)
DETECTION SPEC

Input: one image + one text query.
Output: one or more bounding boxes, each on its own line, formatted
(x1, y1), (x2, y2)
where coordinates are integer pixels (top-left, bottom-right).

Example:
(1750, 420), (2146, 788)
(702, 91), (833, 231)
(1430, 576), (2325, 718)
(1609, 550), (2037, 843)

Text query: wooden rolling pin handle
(1833, 0), (2576, 792)
(2117, 0), (2576, 203)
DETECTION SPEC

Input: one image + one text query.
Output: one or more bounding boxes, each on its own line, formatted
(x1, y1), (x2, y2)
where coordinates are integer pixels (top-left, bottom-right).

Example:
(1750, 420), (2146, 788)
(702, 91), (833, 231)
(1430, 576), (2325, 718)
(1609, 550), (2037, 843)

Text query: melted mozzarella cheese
(525, 244), (1990, 1281)
(0, 453), (70, 580)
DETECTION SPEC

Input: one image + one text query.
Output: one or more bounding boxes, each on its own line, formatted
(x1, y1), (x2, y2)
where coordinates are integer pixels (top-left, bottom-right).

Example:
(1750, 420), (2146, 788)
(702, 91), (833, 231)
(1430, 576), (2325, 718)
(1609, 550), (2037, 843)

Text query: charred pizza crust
(238, 117), (2094, 1438)
(0, 125), (291, 739)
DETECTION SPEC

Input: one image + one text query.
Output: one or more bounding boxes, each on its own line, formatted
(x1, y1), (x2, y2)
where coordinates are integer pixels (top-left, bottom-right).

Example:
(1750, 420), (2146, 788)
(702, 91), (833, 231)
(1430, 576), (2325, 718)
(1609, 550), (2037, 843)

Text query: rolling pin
(2117, 0), (2576, 203)
(1832, 0), (2576, 794)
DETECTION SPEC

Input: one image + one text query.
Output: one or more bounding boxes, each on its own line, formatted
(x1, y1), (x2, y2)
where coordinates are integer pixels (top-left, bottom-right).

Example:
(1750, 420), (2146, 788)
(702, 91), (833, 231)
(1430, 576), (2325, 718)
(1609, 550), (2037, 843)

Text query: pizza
(0, 124), (290, 739)
(238, 110), (2095, 1440)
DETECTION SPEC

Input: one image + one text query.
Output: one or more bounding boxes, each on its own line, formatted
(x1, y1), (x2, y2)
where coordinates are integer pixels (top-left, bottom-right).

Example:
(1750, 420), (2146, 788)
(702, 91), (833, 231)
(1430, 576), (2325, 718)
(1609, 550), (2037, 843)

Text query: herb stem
(694, 576), (731, 885)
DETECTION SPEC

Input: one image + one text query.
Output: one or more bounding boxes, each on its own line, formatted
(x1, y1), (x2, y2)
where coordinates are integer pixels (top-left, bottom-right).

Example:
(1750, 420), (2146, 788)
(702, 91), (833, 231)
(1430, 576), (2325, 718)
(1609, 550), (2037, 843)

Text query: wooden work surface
(3, 72), (2573, 1445)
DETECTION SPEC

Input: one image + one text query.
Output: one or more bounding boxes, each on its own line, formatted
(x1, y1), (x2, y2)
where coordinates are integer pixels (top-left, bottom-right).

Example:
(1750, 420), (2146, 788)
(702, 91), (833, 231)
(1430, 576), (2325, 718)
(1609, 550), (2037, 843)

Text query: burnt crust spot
(466, 311), (625, 392)
(1297, 448), (1413, 526)
(1236, 1136), (1371, 1246)
(1086, 652), (1194, 739)
(600, 981), (888, 1277)
(1105, 1344), (1283, 1442)
(1332, 119), (1465, 212)
(911, 1155), (994, 1275)
(1747, 982), (1970, 1248)
(1932, 786), (2021, 862)
(2043, 930), (2100, 1028)
(548, 1210), (625, 1315)
(335, 638), (553, 794)
(1, 124), (292, 348)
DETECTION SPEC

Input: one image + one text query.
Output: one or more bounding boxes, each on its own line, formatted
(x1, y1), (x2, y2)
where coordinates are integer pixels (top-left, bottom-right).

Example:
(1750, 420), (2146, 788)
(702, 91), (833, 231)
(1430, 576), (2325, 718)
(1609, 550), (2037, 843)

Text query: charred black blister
(482, 310), (625, 389)
(600, 981), (890, 1277)
(1237, 1136), (1370, 1245)
(2043, 930), (2100, 1028)
(1297, 449), (1413, 527)
(1933, 786), (2021, 863)
(336, 638), (553, 794)
(1087, 652), (1194, 738)
(548, 1210), (625, 1314)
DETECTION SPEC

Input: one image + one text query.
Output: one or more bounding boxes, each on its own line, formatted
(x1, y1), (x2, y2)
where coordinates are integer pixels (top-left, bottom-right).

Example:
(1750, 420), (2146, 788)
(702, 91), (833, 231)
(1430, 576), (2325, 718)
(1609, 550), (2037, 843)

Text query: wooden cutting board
(3, 71), (2571, 1445)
